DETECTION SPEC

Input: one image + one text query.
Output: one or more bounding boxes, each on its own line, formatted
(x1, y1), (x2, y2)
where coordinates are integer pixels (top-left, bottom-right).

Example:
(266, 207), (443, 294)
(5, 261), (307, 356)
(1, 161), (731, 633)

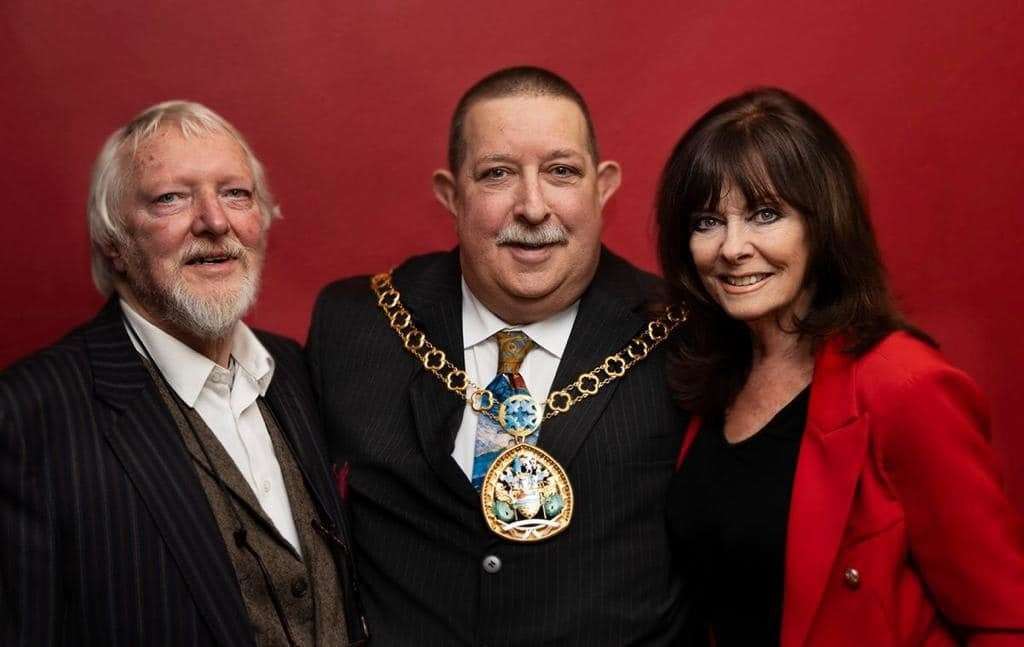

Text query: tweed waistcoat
(150, 370), (348, 646)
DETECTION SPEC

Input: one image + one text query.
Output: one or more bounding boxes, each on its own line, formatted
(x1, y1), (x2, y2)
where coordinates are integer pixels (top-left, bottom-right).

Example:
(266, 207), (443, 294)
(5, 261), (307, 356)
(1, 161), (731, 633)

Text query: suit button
(291, 576), (309, 597)
(482, 555), (502, 574)
(843, 567), (861, 589)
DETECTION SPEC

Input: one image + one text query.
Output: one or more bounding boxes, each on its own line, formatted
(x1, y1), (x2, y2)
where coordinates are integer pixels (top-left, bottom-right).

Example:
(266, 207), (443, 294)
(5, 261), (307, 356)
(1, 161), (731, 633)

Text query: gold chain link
(371, 271), (687, 424)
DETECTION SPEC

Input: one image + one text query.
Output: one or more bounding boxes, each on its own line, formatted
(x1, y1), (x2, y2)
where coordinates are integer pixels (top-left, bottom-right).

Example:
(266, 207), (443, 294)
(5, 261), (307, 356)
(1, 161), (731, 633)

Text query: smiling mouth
(501, 242), (560, 250)
(720, 273), (772, 287)
(186, 255), (238, 266)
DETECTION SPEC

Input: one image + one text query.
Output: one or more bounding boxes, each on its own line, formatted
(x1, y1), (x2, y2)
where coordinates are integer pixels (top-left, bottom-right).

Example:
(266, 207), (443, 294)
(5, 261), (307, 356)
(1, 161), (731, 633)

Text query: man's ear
(596, 160), (622, 208)
(103, 242), (127, 273)
(431, 169), (459, 217)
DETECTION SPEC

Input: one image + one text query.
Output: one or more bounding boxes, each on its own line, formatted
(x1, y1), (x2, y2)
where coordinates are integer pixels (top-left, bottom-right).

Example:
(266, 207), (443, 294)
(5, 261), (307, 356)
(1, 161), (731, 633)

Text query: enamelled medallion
(481, 392), (573, 542)
(481, 443), (574, 542)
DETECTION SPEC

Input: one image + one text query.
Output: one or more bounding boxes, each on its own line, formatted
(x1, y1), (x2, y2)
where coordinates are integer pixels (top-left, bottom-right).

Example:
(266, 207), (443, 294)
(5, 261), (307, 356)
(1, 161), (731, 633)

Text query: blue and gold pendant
(497, 393), (542, 437)
(480, 400), (574, 542)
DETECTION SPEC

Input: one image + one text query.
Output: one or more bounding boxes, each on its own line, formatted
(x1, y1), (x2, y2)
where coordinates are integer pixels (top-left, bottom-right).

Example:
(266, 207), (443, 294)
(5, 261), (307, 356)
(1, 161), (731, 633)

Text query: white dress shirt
(451, 279), (579, 479)
(120, 301), (302, 554)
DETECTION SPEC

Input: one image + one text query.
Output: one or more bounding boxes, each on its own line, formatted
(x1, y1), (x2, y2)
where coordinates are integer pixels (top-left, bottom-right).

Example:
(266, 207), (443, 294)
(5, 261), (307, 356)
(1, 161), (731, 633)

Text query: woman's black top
(667, 387), (810, 647)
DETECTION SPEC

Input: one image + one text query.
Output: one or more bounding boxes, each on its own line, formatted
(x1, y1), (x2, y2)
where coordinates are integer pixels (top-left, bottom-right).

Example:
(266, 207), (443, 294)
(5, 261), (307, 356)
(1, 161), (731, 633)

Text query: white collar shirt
(451, 279), (579, 479)
(120, 300), (302, 554)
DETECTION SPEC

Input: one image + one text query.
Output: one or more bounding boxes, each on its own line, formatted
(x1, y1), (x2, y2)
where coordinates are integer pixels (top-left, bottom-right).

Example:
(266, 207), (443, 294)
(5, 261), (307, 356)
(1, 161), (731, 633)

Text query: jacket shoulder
(311, 251), (455, 322)
(2, 327), (92, 390)
(854, 332), (972, 395)
(850, 331), (988, 447)
(0, 328), (94, 428)
(315, 274), (376, 310)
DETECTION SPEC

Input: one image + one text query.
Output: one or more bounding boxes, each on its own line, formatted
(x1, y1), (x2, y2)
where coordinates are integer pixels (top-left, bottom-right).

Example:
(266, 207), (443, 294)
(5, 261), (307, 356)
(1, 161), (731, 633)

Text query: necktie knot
(495, 330), (534, 374)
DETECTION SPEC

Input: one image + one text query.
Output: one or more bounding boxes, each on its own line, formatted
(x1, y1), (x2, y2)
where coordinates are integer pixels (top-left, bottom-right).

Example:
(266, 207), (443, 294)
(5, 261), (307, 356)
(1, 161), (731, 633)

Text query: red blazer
(676, 332), (1024, 646)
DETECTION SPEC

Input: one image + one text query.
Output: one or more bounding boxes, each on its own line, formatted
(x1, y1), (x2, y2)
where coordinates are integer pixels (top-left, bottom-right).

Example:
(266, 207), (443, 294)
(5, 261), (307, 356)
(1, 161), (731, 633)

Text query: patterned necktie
(471, 330), (537, 490)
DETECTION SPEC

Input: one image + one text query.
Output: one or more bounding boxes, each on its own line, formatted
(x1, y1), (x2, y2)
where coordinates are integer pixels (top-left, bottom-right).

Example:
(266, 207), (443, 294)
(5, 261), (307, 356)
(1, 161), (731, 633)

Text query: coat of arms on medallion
(480, 444), (573, 542)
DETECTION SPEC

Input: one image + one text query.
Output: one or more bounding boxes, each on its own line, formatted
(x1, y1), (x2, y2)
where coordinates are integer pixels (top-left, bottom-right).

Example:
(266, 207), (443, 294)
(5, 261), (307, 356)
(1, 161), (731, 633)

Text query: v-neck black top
(667, 387), (810, 647)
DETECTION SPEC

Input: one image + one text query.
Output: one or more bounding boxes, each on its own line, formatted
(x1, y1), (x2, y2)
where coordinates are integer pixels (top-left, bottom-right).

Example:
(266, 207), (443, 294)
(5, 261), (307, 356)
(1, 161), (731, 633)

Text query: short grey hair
(87, 100), (280, 295)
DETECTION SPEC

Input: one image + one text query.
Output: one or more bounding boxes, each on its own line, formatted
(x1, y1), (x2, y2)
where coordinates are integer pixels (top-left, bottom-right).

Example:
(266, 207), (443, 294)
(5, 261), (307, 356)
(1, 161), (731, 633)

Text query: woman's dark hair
(656, 87), (927, 415)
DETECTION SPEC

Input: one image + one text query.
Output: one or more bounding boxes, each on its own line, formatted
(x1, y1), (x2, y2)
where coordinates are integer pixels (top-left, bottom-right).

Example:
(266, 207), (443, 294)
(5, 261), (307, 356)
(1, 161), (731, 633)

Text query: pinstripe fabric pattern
(0, 298), (364, 646)
(308, 249), (696, 646)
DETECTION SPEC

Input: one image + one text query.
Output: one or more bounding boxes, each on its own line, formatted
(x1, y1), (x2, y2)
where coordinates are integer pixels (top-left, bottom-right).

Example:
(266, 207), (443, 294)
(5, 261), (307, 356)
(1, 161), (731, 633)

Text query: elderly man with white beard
(0, 101), (368, 647)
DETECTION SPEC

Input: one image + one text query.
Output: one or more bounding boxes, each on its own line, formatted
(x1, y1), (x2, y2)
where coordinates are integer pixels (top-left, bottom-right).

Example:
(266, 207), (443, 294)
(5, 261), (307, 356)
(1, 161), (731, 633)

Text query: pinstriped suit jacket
(307, 249), (696, 646)
(0, 298), (362, 646)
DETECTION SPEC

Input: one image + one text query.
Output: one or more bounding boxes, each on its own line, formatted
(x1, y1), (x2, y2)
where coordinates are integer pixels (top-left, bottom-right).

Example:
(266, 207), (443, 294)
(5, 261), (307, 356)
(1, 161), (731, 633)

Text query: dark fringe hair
(655, 87), (931, 415)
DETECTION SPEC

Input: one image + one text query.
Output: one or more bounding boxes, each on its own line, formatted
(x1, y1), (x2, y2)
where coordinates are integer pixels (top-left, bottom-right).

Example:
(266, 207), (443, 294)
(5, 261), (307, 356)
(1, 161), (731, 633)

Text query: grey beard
(123, 245), (261, 341)
(163, 268), (259, 339)
(495, 221), (568, 246)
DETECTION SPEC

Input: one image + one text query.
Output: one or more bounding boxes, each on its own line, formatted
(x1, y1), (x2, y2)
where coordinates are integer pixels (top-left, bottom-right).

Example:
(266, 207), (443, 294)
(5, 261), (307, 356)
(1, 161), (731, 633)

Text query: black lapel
(538, 249), (652, 467)
(261, 372), (350, 540)
(87, 299), (254, 647)
(396, 251), (480, 508)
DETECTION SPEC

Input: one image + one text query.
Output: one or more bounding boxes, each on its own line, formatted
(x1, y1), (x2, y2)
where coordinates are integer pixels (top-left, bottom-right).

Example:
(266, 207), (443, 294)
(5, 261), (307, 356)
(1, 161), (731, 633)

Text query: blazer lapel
(87, 299), (254, 647)
(261, 380), (352, 541)
(781, 338), (870, 647)
(398, 253), (479, 509)
(538, 251), (649, 468)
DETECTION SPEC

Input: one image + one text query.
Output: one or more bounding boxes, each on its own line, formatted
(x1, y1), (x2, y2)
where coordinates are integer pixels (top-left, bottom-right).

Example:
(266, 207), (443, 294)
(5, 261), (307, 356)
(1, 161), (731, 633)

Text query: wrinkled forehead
(124, 124), (251, 184)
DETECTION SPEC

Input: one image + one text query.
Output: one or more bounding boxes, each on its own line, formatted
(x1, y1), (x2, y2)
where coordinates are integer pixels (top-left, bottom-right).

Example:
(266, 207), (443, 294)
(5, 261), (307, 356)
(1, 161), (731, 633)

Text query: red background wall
(2, 1), (1022, 507)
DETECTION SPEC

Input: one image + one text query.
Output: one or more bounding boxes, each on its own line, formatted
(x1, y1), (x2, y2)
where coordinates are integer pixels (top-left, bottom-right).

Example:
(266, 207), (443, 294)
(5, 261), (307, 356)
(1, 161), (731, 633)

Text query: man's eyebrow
(217, 174), (253, 185)
(542, 148), (584, 162)
(473, 149), (585, 165)
(475, 153), (518, 164)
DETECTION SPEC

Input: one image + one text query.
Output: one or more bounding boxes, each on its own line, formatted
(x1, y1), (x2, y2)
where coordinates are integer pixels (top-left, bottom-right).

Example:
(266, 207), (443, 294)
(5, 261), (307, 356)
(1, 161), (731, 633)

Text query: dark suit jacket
(676, 333), (1024, 646)
(0, 298), (364, 646)
(307, 249), (692, 646)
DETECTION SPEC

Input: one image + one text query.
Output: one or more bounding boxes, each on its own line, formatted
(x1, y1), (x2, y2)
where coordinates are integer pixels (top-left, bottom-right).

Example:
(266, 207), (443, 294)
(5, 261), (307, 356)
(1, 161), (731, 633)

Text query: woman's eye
(225, 188), (252, 199)
(153, 193), (180, 204)
(753, 207), (781, 223)
(691, 216), (721, 232)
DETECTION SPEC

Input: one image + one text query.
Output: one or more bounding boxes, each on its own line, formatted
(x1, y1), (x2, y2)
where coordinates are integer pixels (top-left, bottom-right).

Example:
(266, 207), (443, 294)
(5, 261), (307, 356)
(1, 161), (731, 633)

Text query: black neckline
(711, 385), (811, 448)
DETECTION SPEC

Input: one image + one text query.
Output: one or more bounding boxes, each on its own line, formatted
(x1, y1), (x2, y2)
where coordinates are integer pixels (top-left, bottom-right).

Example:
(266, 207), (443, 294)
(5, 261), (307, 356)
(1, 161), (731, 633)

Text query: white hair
(87, 100), (280, 295)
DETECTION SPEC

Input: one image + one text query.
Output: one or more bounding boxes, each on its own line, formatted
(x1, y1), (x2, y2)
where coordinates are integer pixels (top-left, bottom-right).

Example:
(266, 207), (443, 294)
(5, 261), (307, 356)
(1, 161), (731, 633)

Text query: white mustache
(496, 222), (568, 246)
(180, 238), (247, 264)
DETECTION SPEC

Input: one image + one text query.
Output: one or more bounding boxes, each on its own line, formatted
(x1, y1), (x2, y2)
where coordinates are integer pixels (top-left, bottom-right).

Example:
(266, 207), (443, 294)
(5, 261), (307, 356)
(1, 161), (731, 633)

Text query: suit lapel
(87, 299), (254, 647)
(398, 253), (479, 508)
(781, 338), (869, 647)
(539, 274), (645, 467)
(261, 379), (352, 541)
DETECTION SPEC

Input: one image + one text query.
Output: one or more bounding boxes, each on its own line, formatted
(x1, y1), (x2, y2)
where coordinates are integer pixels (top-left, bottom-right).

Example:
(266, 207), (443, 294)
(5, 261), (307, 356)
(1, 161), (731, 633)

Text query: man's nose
(516, 172), (549, 224)
(191, 191), (230, 237)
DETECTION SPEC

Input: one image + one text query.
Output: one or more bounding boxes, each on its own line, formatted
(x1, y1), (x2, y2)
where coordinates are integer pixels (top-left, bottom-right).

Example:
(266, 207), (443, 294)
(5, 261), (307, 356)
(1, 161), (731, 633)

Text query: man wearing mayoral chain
(0, 101), (367, 646)
(307, 67), (694, 644)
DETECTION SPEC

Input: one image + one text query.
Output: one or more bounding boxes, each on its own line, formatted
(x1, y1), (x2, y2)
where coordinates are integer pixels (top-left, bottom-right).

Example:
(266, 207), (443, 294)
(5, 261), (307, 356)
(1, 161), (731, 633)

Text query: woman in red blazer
(655, 88), (1024, 646)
